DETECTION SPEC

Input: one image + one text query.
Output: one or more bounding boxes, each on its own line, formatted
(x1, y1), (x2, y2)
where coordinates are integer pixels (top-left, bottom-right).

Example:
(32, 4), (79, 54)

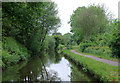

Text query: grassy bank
(72, 46), (118, 62)
(1, 37), (30, 68)
(63, 49), (119, 82)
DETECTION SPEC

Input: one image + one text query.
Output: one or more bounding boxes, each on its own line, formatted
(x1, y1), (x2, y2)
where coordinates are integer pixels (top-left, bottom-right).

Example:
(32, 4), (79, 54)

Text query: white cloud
(52, 0), (119, 35)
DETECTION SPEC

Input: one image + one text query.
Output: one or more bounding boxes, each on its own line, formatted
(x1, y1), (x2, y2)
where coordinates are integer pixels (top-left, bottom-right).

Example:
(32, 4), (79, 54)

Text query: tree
(69, 5), (108, 41)
(62, 33), (74, 49)
(2, 2), (60, 55)
(63, 33), (72, 45)
(70, 29), (84, 45)
(28, 2), (60, 53)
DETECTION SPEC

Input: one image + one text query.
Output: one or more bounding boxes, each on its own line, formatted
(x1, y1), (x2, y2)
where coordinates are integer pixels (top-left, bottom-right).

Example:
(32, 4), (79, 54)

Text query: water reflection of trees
(2, 51), (94, 82)
(2, 61), (27, 81)
(2, 51), (62, 82)
(48, 51), (62, 64)
(67, 59), (92, 81)
(19, 52), (61, 81)
(54, 52), (62, 64)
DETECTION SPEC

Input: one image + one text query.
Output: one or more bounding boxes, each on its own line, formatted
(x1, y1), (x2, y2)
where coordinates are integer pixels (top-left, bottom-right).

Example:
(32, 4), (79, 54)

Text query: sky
(51, 0), (120, 35)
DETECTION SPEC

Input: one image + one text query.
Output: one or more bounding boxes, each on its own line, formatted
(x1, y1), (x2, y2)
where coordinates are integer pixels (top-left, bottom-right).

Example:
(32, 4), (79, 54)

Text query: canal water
(2, 51), (95, 82)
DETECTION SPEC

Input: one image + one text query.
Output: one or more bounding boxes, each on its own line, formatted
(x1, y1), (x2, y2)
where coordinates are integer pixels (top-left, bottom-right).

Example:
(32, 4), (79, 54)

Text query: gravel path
(70, 50), (119, 66)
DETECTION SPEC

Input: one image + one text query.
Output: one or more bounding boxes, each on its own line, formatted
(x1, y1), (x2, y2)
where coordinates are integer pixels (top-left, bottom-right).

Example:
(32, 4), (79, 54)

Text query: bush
(79, 43), (96, 52)
(65, 44), (72, 49)
(2, 37), (30, 67)
(84, 46), (112, 57)
(58, 44), (65, 51)
(2, 50), (20, 66)
(109, 31), (120, 58)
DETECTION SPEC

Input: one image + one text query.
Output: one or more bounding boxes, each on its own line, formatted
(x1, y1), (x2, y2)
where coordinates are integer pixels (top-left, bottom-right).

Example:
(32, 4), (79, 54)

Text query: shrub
(84, 46), (112, 57)
(2, 50), (20, 66)
(58, 44), (65, 50)
(79, 43), (96, 52)
(2, 37), (30, 67)
(65, 44), (72, 49)
(109, 31), (120, 58)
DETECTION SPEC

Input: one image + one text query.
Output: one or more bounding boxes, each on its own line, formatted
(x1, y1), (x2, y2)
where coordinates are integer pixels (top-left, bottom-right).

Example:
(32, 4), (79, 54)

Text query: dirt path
(70, 50), (119, 66)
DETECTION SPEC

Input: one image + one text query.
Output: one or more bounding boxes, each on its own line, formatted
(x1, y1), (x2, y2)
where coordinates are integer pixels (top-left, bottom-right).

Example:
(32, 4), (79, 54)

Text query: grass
(63, 49), (119, 82)
(72, 46), (118, 62)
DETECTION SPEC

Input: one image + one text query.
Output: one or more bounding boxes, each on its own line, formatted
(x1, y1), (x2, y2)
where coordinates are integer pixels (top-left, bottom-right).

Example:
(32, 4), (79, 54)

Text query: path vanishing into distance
(70, 50), (119, 66)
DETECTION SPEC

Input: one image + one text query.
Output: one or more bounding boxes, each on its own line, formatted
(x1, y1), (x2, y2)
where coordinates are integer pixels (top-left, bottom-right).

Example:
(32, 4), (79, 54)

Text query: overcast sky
(51, 0), (120, 35)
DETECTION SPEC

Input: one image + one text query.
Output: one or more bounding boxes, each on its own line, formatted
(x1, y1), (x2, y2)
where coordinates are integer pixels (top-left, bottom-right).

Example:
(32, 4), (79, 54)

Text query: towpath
(70, 50), (119, 66)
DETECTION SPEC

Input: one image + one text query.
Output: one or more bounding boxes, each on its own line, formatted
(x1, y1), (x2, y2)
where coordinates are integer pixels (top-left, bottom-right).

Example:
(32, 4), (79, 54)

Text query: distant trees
(52, 32), (62, 36)
(51, 32), (76, 50)
(2, 2), (60, 54)
(61, 33), (77, 49)
(62, 33), (72, 44)
(69, 5), (108, 42)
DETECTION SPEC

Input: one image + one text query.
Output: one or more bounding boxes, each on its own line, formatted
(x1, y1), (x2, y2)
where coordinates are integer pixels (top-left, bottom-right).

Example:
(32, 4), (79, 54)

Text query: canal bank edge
(63, 49), (119, 82)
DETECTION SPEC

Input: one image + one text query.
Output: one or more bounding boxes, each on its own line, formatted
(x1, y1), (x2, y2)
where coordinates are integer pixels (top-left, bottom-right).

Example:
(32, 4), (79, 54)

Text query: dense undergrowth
(63, 49), (119, 82)
(2, 37), (30, 68)
(77, 43), (118, 61)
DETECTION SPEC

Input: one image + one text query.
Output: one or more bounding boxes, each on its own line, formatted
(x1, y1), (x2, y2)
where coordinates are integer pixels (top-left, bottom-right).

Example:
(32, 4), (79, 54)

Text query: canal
(2, 51), (95, 82)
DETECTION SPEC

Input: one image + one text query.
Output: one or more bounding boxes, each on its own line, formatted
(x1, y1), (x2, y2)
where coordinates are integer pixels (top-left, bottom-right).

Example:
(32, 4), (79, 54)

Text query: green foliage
(52, 32), (62, 36)
(2, 2), (60, 55)
(62, 33), (75, 49)
(79, 43), (96, 52)
(62, 33), (72, 45)
(109, 31), (120, 58)
(69, 4), (108, 41)
(58, 44), (65, 52)
(71, 30), (84, 45)
(2, 37), (30, 67)
(84, 46), (112, 58)
(92, 19), (119, 46)
(103, 19), (118, 45)
(63, 49), (118, 82)
(0, 43), (2, 68)
(45, 36), (55, 51)
(66, 45), (72, 50)
(2, 50), (20, 66)
(62, 33), (71, 44)
(53, 35), (61, 50)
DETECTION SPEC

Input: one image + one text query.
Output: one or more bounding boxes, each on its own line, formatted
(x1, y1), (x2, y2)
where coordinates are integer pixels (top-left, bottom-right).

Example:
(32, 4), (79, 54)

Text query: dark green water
(2, 51), (95, 82)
